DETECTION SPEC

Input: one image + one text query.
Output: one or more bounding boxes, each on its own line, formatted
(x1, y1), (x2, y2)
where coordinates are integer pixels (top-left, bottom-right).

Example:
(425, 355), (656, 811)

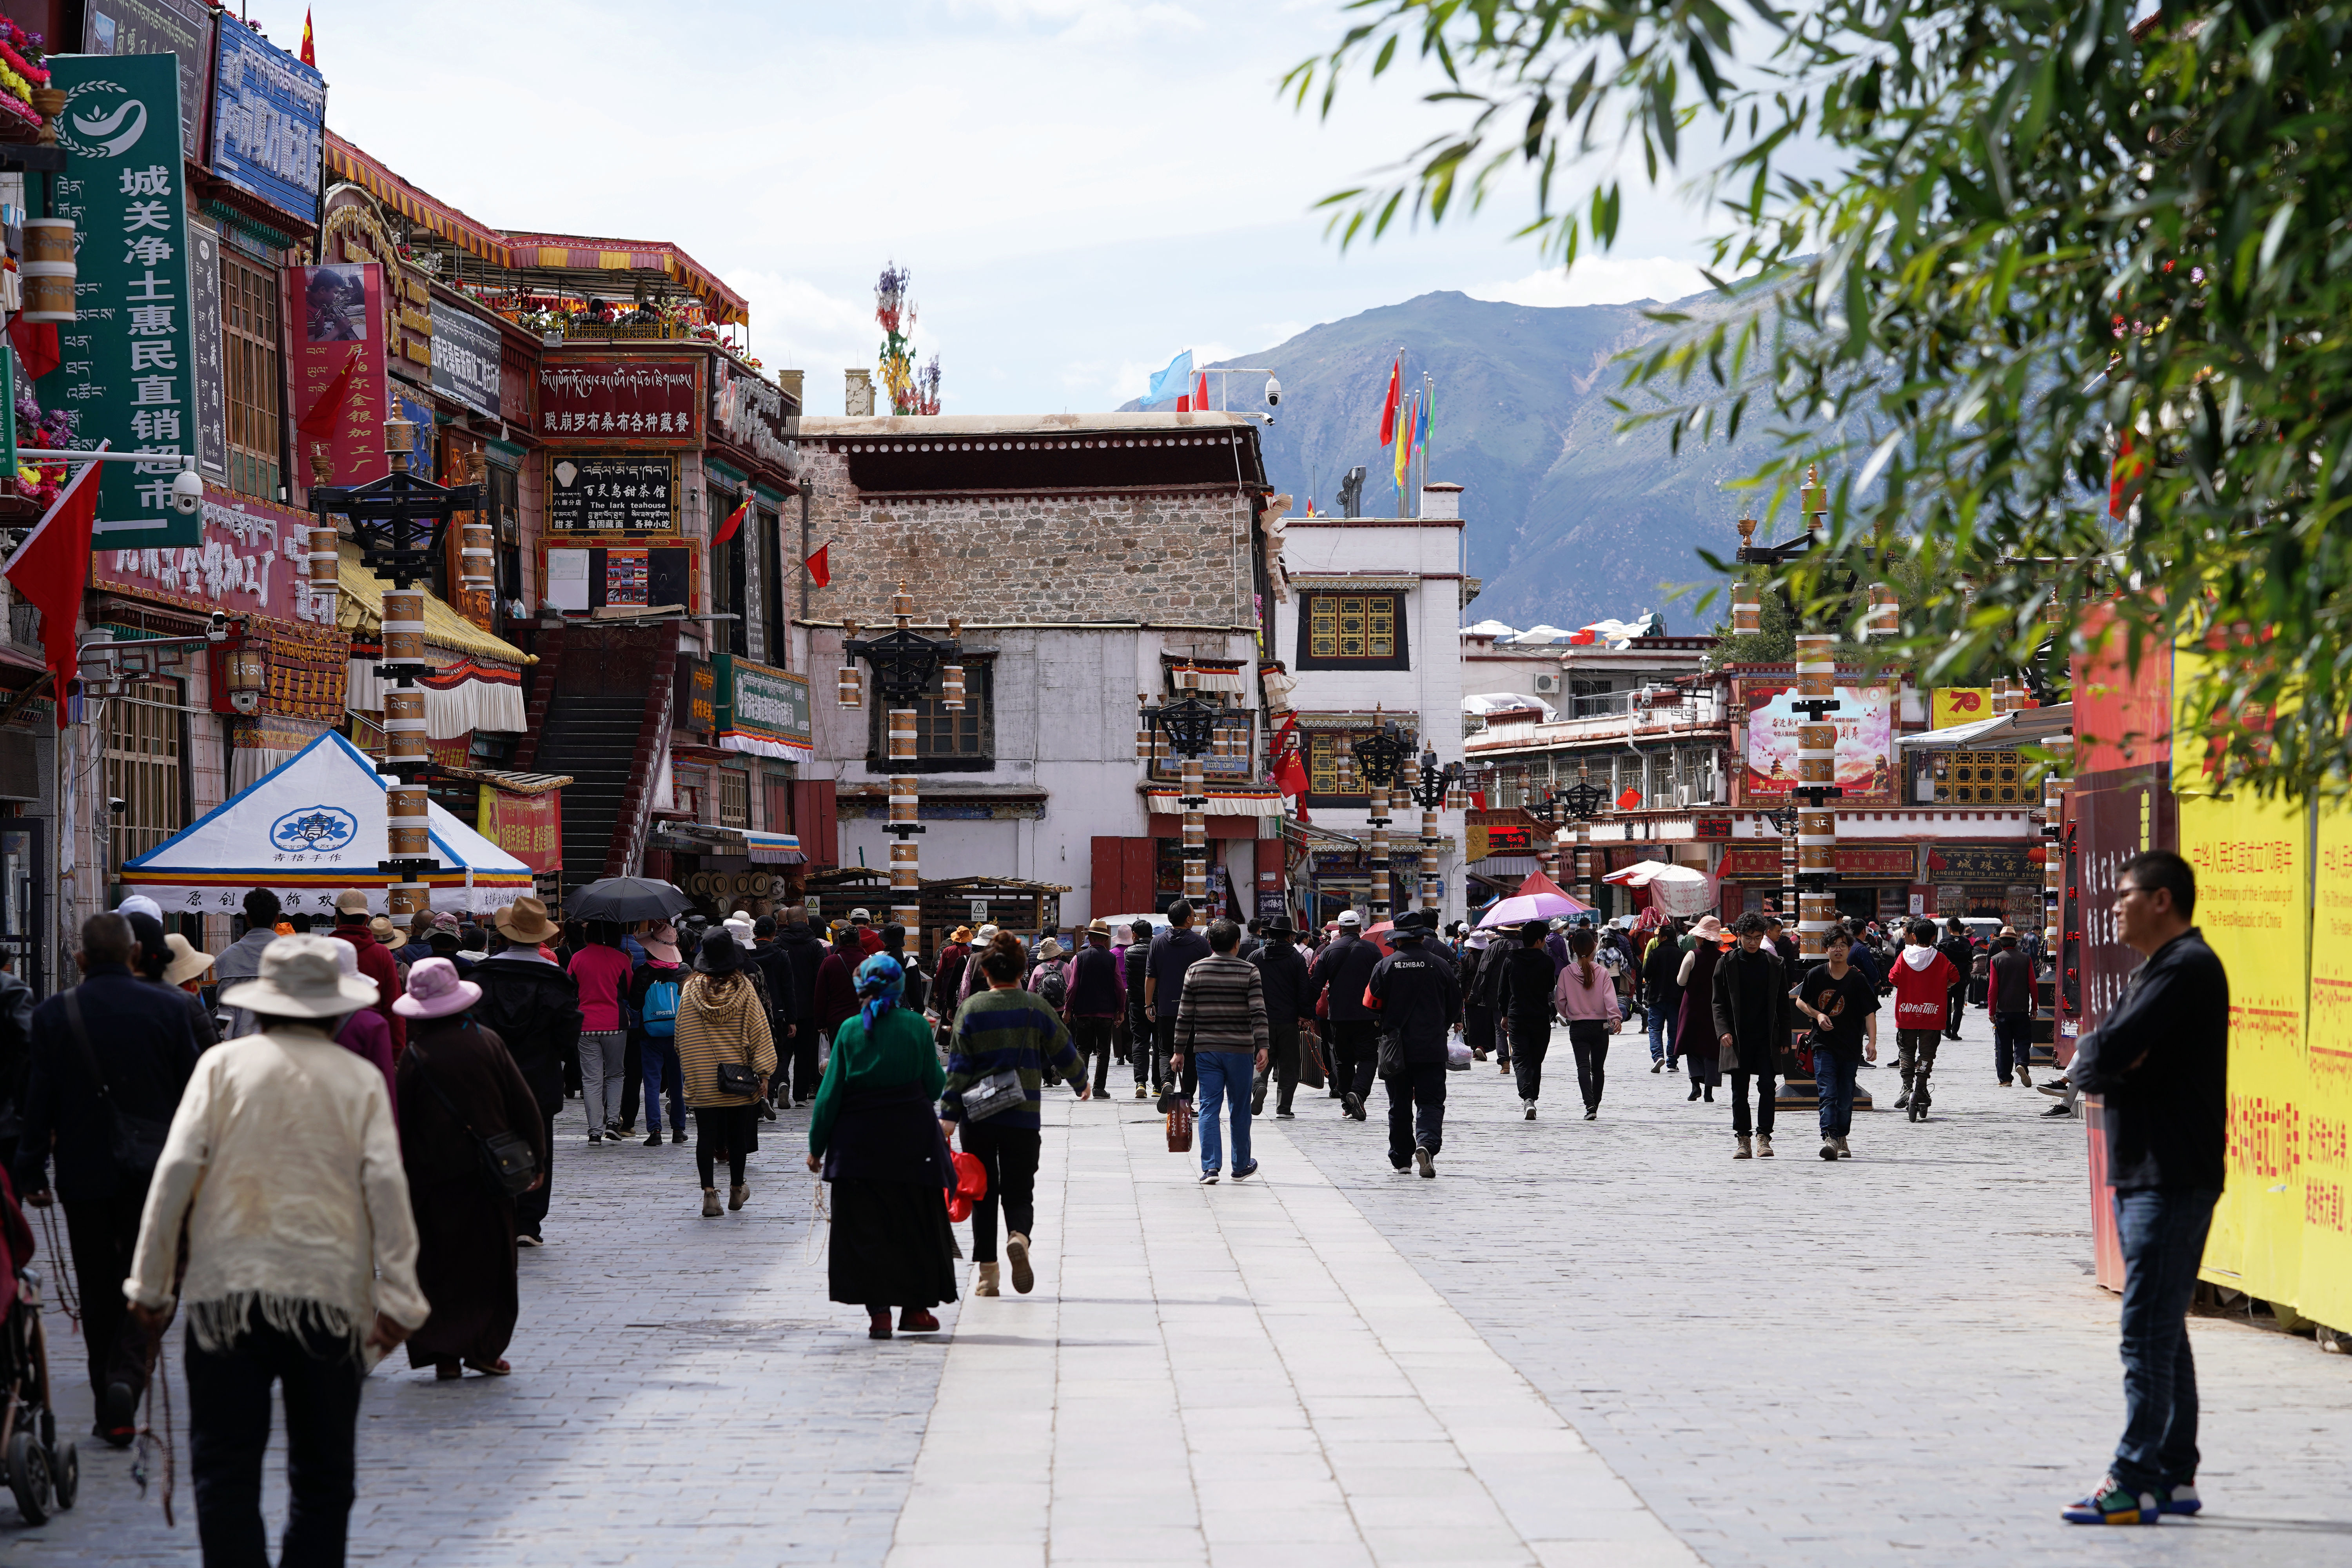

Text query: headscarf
(855, 952), (905, 1034)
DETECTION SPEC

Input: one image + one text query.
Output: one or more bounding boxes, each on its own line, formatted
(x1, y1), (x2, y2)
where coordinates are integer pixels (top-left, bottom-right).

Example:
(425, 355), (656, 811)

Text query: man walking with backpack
(1937, 917), (1976, 1042)
(11, 913), (205, 1446)
(1889, 920), (1962, 1115)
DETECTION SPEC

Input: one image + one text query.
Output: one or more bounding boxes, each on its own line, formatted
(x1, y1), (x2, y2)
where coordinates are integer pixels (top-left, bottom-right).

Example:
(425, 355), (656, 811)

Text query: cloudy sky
(297, 0), (1715, 414)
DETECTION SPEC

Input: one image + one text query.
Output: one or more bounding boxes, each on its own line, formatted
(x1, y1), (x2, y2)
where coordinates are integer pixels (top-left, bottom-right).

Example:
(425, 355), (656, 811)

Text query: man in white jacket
(126, 935), (428, 1565)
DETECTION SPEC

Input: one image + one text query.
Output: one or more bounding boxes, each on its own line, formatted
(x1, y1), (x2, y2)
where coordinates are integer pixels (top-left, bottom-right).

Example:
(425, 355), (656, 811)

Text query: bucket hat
(393, 956), (482, 1020)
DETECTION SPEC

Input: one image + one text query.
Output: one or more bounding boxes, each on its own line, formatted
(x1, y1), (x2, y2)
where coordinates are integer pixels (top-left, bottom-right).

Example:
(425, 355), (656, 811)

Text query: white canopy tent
(1602, 858), (1717, 918)
(120, 730), (536, 920)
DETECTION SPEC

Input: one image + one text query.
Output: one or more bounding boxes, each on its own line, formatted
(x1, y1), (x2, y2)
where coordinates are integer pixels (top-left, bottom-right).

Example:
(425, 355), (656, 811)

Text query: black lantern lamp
(1350, 710), (1413, 918)
(843, 584), (963, 936)
(1405, 746), (1464, 916)
(1138, 666), (1232, 907)
(309, 419), (478, 920)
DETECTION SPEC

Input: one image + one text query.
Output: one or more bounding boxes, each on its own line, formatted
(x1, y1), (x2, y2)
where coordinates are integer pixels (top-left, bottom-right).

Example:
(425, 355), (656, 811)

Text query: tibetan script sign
(546, 454), (677, 533)
(537, 359), (701, 448)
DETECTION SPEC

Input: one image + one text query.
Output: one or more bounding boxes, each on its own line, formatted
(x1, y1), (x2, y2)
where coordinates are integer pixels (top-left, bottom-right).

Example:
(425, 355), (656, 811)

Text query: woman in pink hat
(393, 958), (547, 1380)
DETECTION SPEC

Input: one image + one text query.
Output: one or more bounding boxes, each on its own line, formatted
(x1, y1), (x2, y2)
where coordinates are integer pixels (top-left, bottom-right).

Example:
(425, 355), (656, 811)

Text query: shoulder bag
(64, 989), (171, 1181)
(407, 1034), (539, 1198)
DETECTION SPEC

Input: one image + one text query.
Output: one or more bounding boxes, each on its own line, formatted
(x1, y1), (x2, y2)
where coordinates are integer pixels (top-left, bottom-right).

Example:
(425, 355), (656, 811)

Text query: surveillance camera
(228, 688), (260, 715)
(1264, 376), (1281, 407)
(107, 797), (127, 816)
(170, 468), (204, 515)
(207, 610), (229, 643)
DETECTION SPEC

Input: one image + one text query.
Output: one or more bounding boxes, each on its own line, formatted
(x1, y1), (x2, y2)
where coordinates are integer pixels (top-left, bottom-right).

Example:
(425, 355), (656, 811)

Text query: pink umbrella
(1474, 869), (1592, 929)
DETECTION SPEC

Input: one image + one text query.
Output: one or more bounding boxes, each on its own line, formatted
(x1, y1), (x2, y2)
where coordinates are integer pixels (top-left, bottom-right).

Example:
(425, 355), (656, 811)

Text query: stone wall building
(789, 410), (1281, 943)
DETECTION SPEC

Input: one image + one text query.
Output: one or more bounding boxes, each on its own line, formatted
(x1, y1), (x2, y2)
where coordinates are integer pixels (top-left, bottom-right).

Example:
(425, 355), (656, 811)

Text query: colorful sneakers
(2063, 1476), (2161, 1525)
(2160, 1481), (2202, 1515)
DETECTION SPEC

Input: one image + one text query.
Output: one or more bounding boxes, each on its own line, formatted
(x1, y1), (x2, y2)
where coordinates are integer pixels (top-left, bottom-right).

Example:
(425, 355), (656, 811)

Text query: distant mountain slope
(1131, 289), (1768, 631)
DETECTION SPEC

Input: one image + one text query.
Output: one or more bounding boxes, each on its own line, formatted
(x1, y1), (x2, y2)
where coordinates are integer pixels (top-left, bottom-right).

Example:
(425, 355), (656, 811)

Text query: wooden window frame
(220, 253), (281, 502)
(1296, 590), (1408, 672)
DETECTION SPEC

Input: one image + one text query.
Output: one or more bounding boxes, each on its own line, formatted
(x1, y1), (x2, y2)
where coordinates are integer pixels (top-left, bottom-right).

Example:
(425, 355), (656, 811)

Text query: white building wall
(1272, 515), (1468, 923)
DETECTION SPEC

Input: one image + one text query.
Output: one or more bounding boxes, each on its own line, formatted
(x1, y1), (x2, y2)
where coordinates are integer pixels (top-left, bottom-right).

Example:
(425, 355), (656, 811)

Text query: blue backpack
(642, 978), (681, 1037)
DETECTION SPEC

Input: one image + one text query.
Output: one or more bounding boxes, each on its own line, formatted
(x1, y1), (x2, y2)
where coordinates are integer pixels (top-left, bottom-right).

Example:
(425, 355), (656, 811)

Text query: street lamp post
(1404, 746), (1463, 916)
(1350, 710), (1413, 920)
(840, 583), (963, 935)
(309, 420), (476, 921)
(1557, 771), (1609, 911)
(1137, 668), (1225, 908)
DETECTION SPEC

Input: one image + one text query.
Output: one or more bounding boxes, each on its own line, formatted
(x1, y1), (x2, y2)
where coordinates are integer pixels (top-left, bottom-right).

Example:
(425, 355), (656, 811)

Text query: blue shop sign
(209, 20), (326, 221)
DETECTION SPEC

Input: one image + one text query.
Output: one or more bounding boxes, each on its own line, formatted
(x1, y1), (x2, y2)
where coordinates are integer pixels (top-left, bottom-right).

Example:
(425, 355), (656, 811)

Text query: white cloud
(1469, 257), (1713, 309)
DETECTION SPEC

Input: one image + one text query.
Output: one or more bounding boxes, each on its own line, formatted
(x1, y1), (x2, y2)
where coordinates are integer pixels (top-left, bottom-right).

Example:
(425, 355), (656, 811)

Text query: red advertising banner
(2072, 601), (2173, 775)
(1837, 846), (1920, 880)
(478, 786), (563, 876)
(1716, 847), (1783, 878)
(537, 358), (702, 447)
(285, 263), (390, 486)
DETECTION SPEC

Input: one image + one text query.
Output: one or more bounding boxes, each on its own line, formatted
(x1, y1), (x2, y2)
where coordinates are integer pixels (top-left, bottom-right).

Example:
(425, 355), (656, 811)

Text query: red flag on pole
(296, 345), (364, 443)
(301, 9), (317, 66)
(1195, 370), (1209, 410)
(803, 544), (831, 587)
(713, 497), (750, 545)
(1272, 713), (1310, 799)
(3, 445), (106, 728)
(1377, 356), (1401, 446)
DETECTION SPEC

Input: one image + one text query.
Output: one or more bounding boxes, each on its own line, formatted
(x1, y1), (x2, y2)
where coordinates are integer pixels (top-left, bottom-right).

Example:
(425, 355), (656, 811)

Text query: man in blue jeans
(2063, 850), (2228, 1526)
(1169, 920), (1270, 1184)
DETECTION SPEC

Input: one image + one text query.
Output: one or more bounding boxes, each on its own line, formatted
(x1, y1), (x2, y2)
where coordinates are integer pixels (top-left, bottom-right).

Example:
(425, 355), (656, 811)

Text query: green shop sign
(43, 52), (199, 548)
(713, 654), (811, 759)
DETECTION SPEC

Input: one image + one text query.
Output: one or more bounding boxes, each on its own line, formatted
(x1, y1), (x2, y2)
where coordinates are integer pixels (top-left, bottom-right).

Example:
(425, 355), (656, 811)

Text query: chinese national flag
(2110, 433), (2149, 519)
(1377, 356), (1401, 445)
(8, 318), (58, 381)
(803, 543), (831, 587)
(301, 9), (317, 67)
(3, 446), (105, 729)
(713, 497), (749, 544)
(1272, 713), (1310, 799)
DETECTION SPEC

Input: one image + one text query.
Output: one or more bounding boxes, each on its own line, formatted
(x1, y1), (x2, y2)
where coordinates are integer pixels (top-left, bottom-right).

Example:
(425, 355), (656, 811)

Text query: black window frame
(1296, 590), (1409, 672)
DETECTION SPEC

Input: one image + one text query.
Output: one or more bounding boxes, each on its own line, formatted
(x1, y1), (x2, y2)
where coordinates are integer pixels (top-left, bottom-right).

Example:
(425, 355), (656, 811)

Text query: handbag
(959, 1067), (1027, 1123)
(1165, 1096), (1193, 1153)
(407, 1035), (539, 1198)
(63, 989), (170, 1182)
(1298, 1025), (1327, 1089)
(1375, 1032), (1406, 1082)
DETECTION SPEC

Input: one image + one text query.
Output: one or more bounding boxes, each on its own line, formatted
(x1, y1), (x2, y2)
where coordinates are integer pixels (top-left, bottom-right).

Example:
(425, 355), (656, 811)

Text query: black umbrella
(566, 877), (693, 923)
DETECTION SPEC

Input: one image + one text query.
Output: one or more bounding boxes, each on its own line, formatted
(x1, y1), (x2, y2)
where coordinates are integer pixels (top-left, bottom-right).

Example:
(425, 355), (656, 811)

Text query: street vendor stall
(118, 731), (535, 918)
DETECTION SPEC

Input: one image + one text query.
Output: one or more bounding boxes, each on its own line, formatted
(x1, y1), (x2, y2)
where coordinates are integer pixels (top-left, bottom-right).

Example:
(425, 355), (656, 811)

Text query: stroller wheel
(48, 1440), (76, 1510)
(6, 1429), (53, 1524)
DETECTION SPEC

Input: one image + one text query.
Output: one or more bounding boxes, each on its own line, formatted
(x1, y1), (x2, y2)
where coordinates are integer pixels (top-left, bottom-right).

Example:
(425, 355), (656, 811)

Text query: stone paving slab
(891, 1089), (1697, 1568)
(1279, 1007), (2352, 1568)
(6, 1099), (949, 1565)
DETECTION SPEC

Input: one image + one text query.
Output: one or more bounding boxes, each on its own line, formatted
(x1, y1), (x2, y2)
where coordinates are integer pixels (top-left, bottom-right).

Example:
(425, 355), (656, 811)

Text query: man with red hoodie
(328, 889), (405, 1054)
(1889, 918), (1961, 1118)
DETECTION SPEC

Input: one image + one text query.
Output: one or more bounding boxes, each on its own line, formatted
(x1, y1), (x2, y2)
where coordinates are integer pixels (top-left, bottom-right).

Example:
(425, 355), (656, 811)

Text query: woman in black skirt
(806, 953), (958, 1339)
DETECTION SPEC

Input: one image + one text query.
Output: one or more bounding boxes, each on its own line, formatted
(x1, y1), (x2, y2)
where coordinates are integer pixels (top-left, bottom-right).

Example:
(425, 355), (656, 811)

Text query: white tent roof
(1462, 619), (1519, 639)
(121, 730), (536, 920)
(1464, 692), (1561, 721)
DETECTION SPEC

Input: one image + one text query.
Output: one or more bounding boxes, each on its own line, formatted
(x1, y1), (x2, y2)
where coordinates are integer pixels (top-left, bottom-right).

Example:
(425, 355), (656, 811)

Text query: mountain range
(1129, 288), (1771, 633)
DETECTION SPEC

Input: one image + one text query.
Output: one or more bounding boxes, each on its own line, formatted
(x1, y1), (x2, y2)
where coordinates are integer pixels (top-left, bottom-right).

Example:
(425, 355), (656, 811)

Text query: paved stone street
(9, 1007), (2348, 1566)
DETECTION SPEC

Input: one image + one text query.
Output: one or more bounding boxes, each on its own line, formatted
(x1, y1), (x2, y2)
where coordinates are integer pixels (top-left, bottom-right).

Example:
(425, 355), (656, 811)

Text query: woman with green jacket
(807, 954), (958, 1340)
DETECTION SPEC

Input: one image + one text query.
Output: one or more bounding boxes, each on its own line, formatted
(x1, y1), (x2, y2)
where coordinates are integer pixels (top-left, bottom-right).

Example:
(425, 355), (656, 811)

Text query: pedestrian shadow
(2181, 1514), (2352, 1534)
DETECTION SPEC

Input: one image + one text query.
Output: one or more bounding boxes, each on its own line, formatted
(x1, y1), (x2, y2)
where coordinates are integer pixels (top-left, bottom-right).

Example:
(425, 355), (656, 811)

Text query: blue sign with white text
(208, 21), (326, 221)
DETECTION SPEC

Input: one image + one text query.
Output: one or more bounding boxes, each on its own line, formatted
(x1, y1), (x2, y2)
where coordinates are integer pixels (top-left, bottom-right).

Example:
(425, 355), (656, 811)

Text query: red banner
(537, 358), (702, 447)
(286, 263), (390, 486)
(479, 786), (563, 876)
(1838, 846), (1920, 880)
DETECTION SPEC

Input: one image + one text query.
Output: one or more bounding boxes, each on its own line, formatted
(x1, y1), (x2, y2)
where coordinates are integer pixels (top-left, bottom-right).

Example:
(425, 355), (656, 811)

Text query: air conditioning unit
(1532, 672), (1560, 695)
(1675, 783), (1694, 808)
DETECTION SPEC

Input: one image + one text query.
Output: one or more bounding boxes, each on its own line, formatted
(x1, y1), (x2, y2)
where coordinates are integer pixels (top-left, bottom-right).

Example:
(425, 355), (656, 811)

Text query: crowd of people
(0, 851), (2226, 1548)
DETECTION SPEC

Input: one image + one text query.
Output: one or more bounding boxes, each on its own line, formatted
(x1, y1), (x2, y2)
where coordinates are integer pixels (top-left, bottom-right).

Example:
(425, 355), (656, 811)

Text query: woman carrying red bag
(806, 954), (959, 1340)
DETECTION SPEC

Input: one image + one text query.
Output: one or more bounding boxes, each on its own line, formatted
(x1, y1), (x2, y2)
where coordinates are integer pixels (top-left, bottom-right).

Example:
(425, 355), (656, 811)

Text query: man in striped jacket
(1170, 920), (1271, 1185)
